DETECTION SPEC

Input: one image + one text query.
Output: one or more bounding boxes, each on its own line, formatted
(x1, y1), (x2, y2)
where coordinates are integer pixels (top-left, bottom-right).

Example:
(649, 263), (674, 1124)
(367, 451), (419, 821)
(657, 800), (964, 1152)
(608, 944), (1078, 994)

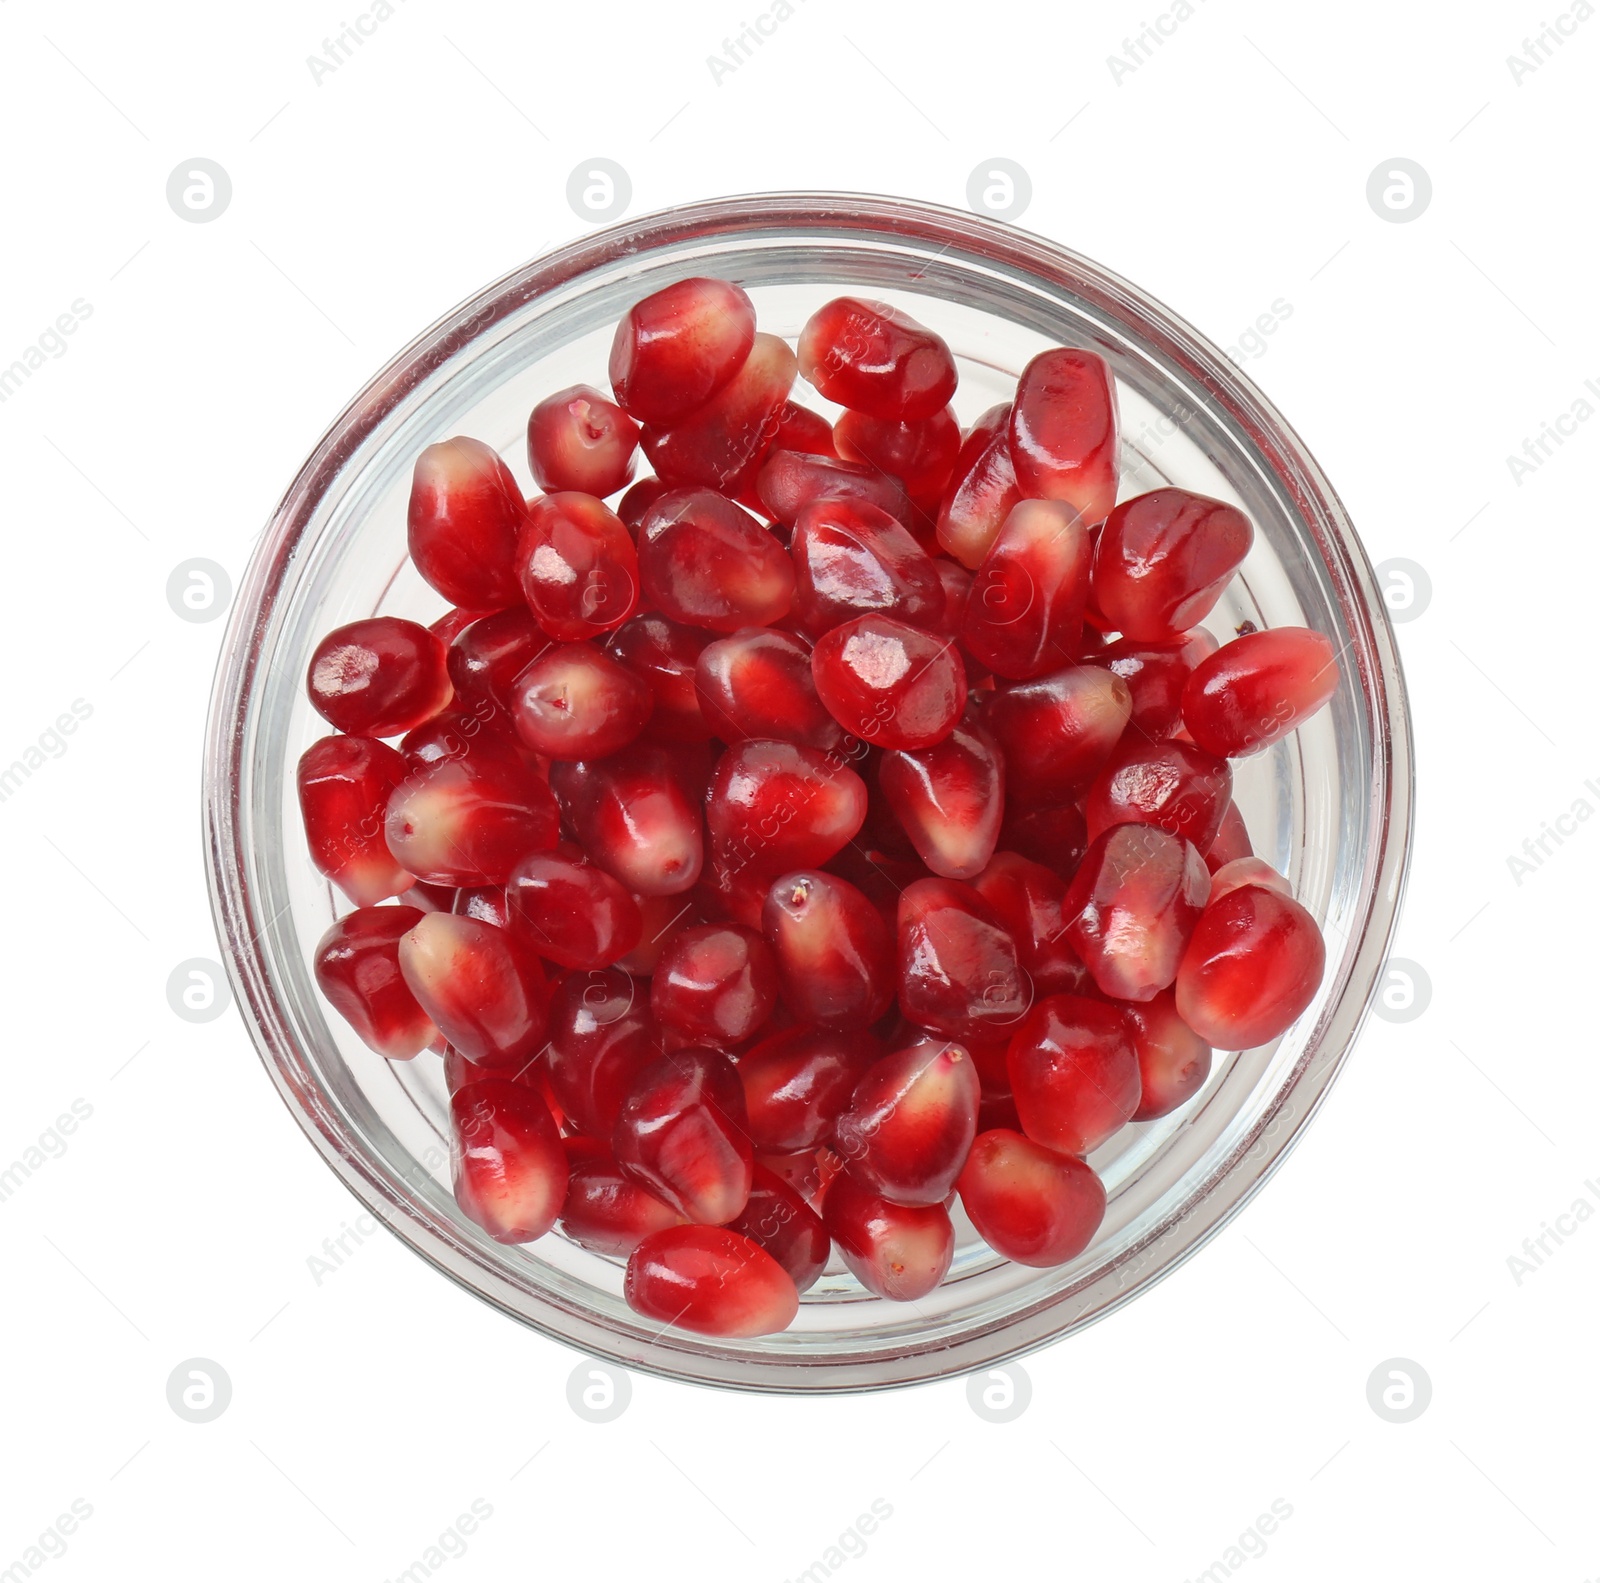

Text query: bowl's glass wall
(207, 196), (1410, 1391)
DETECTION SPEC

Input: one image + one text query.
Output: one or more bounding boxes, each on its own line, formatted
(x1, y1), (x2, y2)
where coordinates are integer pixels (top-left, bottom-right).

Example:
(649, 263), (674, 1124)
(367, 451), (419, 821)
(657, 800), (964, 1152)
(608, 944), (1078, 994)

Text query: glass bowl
(204, 192), (1412, 1393)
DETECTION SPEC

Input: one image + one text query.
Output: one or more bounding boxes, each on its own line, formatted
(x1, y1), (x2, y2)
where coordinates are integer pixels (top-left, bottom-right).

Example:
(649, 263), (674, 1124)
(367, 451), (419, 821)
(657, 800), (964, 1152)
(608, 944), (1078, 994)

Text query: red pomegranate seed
(526, 384), (640, 498)
(306, 617), (452, 738)
(1007, 993), (1140, 1155)
(694, 627), (844, 751)
(313, 906), (437, 1058)
(447, 607), (550, 713)
(834, 1034), (979, 1206)
(605, 612), (711, 740)
(983, 664), (1132, 805)
(407, 436), (525, 611)
(614, 892), (696, 976)
(797, 297), (957, 422)
(897, 877), (1030, 1040)
(1122, 989), (1213, 1120)
(617, 476), (671, 533)
(932, 558), (979, 659)
(936, 404), (1022, 569)
(1181, 627), (1339, 758)
(822, 1171), (954, 1301)
(624, 1224), (798, 1336)
(444, 1046), (546, 1094)
(651, 923), (779, 1045)
(772, 400), (837, 458)
(297, 735), (414, 905)
(705, 739), (868, 881)
(1094, 629), (1218, 739)
(431, 605), (494, 645)
(1093, 488), (1253, 641)
(452, 879), (556, 964)
(544, 966), (662, 1137)
(961, 498), (1092, 680)
(956, 1128), (1106, 1266)
(608, 276), (757, 426)
(761, 869), (894, 1027)
(1205, 798), (1254, 872)
(728, 1164), (831, 1292)
(518, 491), (639, 641)
(788, 497), (944, 637)
(638, 486), (795, 632)
(398, 912), (548, 1068)
(737, 1025), (878, 1152)
(833, 405), (961, 515)
(697, 858), (774, 930)
(877, 706), (1004, 880)
(971, 851), (1092, 996)
(506, 850), (643, 969)
(450, 1079), (567, 1244)
(1083, 737), (1234, 852)
(613, 1047), (753, 1224)
(1175, 884), (1326, 1048)
(1063, 823), (1210, 1002)
(811, 614), (966, 751)
(641, 332), (797, 496)
(398, 698), (522, 769)
(999, 803), (1089, 882)
(1007, 348), (1119, 525)
(1208, 855), (1291, 905)
(508, 640), (651, 761)
(560, 1147), (683, 1256)
(754, 449), (914, 529)
(551, 746), (705, 896)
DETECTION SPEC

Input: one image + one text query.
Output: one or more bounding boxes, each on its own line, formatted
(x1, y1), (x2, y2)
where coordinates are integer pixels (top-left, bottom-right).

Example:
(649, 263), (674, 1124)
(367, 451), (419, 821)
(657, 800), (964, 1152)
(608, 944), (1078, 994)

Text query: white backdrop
(2, 0), (1595, 1576)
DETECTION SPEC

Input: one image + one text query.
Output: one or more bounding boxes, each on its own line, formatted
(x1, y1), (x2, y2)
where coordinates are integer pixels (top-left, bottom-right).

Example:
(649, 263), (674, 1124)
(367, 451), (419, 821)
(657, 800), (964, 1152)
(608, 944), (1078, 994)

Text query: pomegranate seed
(641, 332), (797, 496)
(506, 850), (642, 969)
(971, 851), (1092, 996)
(399, 697), (522, 768)
(550, 746), (705, 896)
(608, 276), (757, 426)
(306, 617), (452, 738)
(398, 912), (548, 1068)
(313, 906), (437, 1058)
(728, 1164), (831, 1292)
(560, 1147), (683, 1256)
(897, 877), (1030, 1040)
(877, 706), (1004, 880)
(797, 297), (957, 422)
(1181, 627), (1339, 758)
(1122, 989), (1213, 1120)
(613, 893), (694, 975)
(833, 405), (961, 515)
(1094, 629), (1218, 739)
(431, 605), (494, 645)
(451, 880), (555, 964)
(999, 803), (1089, 882)
(833, 1034), (979, 1206)
(450, 1079), (567, 1243)
(762, 869), (895, 1027)
(508, 640), (651, 761)
(1209, 855), (1291, 905)
(811, 614), (966, 751)
(1175, 884), (1326, 1048)
(984, 664), (1131, 806)
(697, 858), (774, 931)
(638, 487), (795, 632)
(1083, 737), (1234, 852)
(1008, 348), (1119, 525)
(957, 1129), (1106, 1266)
(705, 739), (868, 881)
(1205, 798), (1255, 872)
(297, 735), (414, 905)
(1007, 993), (1140, 1155)
(754, 449), (914, 529)
(518, 491), (639, 642)
(526, 384), (640, 498)
(613, 1047), (753, 1224)
(617, 476), (671, 532)
(445, 1046), (546, 1094)
(737, 1025), (878, 1152)
(757, 1148), (827, 1205)
(545, 967), (662, 1137)
(788, 497), (944, 637)
(694, 627), (844, 751)
(605, 613), (711, 740)
(407, 436), (525, 611)
(936, 404), (1022, 569)
(822, 1171), (954, 1301)
(624, 1224), (798, 1336)
(932, 558), (978, 658)
(411, 880), (459, 913)
(651, 923), (779, 1045)
(447, 608), (550, 713)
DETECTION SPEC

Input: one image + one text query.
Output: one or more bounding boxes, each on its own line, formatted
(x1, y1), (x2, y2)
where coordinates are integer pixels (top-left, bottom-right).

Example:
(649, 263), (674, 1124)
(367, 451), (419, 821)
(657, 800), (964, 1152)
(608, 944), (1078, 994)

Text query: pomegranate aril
(1094, 629), (1217, 739)
(1205, 798), (1254, 872)
(1122, 988), (1213, 1120)
(762, 870), (894, 1028)
(431, 605), (494, 645)
(605, 612), (711, 740)
(983, 664), (1131, 806)
(306, 617), (452, 738)
(1007, 993), (1140, 1155)
(897, 877), (1030, 1040)
(638, 486), (795, 633)
(833, 405), (961, 515)
(772, 400), (837, 458)
(755, 449), (914, 529)
(971, 851), (1092, 997)
(1175, 884), (1326, 1048)
(823, 1171), (954, 1301)
(651, 923), (779, 1046)
(313, 906), (437, 1058)
(550, 746), (705, 896)
(625, 1225), (798, 1336)
(617, 476), (671, 532)
(999, 803), (1089, 882)
(936, 404), (1022, 570)
(1008, 348), (1119, 525)
(451, 881), (553, 963)
(444, 1046), (544, 1094)
(694, 627), (843, 751)
(613, 1047), (753, 1224)
(1209, 855), (1291, 905)
(407, 436), (525, 611)
(509, 640), (651, 761)
(957, 1129), (1106, 1267)
(788, 497), (944, 637)
(797, 297), (957, 422)
(1181, 627), (1338, 758)
(451, 1079), (567, 1244)
(399, 699), (522, 769)
(1062, 823), (1210, 1002)
(705, 739), (868, 881)
(518, 491), (639, 641)
(1083, 737), (1233, 852)
(811, 614), (966, 751)
(447, 607), (550, 713)
(526, 383), (640, 498)
(608, 276), (757, 426)
(728, 1164), (831, 1293)
(737, 1025), (878, 1152)
(506, 850), (642, 969)
(544, 966), (662, 1138)
(398, 912), (548, 1068)
(560, 1147), (683, 1256)
(877, 706), (1004, 880)
(297, 735), (414, 905)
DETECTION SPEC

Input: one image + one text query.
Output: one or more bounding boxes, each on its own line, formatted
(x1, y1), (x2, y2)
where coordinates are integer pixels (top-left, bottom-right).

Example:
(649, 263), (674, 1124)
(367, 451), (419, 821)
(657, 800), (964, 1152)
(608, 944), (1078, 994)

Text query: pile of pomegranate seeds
(299, 280), (1338, 1339)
